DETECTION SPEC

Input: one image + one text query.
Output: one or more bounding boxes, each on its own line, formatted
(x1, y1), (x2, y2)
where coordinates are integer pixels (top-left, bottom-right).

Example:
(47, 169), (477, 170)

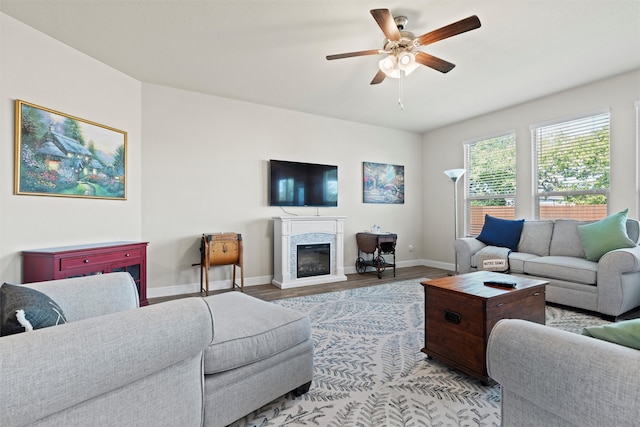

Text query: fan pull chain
(398, 70), (405, 110)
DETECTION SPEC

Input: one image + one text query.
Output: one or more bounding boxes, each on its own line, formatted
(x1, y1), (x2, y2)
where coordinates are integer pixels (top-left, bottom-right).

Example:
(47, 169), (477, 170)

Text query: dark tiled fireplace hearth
(297, 243), (331, 278)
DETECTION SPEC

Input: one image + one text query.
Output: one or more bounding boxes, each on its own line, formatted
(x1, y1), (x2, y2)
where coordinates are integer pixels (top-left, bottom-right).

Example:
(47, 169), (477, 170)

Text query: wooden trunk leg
(232, 264), (237, 290)
(200, 263), (204, 293)
(204, 260), (210, 296)
(240, 264), (244, 292)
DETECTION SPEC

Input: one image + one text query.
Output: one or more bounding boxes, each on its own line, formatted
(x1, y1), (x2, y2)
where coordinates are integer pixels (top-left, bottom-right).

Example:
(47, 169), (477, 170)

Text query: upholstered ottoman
(201, 292), (313, 427)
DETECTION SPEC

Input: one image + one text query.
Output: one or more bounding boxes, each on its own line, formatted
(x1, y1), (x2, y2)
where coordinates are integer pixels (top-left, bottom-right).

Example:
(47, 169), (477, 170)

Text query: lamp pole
(444, 169), (465, 274)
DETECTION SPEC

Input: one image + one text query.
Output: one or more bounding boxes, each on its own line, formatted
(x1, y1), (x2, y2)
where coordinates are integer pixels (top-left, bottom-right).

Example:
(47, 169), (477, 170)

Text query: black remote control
(484, 280), (517, 289)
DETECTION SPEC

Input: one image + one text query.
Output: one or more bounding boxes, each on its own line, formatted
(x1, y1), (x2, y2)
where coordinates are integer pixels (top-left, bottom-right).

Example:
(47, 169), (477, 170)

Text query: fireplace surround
(272, 216), (347, 288)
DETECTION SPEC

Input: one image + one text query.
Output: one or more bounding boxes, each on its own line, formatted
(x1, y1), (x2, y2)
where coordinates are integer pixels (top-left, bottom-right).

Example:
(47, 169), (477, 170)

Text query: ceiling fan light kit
(379, 51), (418, 79)
(326, 8), (481, 109)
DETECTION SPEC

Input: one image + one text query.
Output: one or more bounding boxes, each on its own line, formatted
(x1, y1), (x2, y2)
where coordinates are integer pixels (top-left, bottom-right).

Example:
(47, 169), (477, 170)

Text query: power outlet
(409, 245), (414, 252)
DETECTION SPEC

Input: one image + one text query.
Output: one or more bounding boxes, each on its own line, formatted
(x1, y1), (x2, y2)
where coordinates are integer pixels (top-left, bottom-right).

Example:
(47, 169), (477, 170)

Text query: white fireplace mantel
(272, 216), (347, 289)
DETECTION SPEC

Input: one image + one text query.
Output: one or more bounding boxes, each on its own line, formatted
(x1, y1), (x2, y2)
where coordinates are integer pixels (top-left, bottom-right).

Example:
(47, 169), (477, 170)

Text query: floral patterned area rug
(230, 279), (609, 427)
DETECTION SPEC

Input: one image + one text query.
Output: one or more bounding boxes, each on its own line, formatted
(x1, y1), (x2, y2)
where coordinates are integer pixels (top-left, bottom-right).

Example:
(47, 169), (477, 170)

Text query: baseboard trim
(147, 260), (450, 299)
(422, 259), (454, 271)
(146, 275), (272, 298)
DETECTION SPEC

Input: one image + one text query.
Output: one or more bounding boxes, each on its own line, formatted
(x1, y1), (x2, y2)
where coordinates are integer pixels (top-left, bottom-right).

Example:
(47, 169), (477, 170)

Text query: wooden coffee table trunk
(421, 271), (547, 383)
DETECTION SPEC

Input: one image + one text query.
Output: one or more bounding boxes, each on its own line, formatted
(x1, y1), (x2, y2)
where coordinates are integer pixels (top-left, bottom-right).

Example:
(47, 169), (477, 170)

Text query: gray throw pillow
(0, 283), (67, 336)
(549, 219), (591, 258)
(517, 220), (554, 256)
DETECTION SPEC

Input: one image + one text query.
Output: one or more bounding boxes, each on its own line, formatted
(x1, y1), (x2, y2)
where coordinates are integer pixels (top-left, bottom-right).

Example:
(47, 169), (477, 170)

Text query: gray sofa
(454, 218), (640, 318)
(487, 319), (640, 427)
(0, 272), (313, 427)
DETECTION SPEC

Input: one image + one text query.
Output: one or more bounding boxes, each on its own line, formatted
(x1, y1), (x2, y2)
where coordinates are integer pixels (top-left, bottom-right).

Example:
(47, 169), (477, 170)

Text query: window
(464, 132), (517, 236)
(533, 111), (610, 220)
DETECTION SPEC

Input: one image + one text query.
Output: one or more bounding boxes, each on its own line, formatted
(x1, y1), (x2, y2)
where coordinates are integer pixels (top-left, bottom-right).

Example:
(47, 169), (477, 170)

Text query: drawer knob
(533, 292), (540, 296)
(125, 253), (130, 257)
(444, 309), (461, 324)
(84, 259), (89, 263)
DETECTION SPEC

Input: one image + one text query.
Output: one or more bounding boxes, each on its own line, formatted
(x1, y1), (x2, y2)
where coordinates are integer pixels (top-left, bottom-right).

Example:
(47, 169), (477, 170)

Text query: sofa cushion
(582, 318), (640, 350)
(0, 283), (67, 336)
(577, 209), (636, 261)
(549, 219), (591, 258)
(507, 252), (539, 274)
(476, 215), (525, 251)
(517, 220), (554, 256)
(523, 256), (597, 285)
(202, 292), (311, 375)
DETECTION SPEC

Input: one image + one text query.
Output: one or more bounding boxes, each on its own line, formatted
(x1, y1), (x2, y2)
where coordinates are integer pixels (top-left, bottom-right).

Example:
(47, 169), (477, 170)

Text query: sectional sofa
(0, 272), (313, 426)
(455, 215), (640, 318)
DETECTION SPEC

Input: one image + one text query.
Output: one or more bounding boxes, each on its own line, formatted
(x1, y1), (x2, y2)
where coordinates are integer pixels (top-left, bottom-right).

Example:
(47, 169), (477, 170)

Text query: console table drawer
(60, 249), (144, 270)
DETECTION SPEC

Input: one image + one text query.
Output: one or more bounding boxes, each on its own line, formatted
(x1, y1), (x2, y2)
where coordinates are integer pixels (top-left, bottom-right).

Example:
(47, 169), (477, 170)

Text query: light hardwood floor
(148, 265), (450, 304)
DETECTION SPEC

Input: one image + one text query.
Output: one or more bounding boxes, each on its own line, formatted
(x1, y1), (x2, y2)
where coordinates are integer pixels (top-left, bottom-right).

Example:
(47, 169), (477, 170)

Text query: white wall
(141, 84), (423, 295)
(0, 14), (143, 282)
(1, 13), (424, 294)
(423, 69), (640, 268)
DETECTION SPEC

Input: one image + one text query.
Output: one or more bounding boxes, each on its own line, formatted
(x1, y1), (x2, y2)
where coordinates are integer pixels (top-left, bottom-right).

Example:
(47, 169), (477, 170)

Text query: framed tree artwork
(363, 161), (405, 204)
(14, 100), (127, 200)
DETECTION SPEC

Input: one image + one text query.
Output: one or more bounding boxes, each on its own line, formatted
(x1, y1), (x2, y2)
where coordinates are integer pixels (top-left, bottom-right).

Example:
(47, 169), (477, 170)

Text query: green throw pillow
(582, 319), (640, 350)
(577, 209), (636, 262)
(0, 283), (67, 336)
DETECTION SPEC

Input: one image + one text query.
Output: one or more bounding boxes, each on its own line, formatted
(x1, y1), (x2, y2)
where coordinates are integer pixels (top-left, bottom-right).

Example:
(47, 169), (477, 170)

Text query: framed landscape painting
(363, 161), (405, 204)
(14, 100), (127, 200)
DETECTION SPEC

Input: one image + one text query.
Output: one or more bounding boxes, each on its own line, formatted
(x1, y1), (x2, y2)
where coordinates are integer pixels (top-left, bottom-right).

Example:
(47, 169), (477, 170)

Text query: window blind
(533, 111), (610, 220)
(463, 132), (516, 236)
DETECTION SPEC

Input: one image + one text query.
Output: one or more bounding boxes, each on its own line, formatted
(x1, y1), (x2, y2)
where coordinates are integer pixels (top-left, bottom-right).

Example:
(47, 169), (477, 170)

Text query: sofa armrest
(453, 237), (486, 273)
(487, 319), (640, 427)
(25, 272), (140, 321)
(597, 246), (640, 316)
(0, 297), (214, 426)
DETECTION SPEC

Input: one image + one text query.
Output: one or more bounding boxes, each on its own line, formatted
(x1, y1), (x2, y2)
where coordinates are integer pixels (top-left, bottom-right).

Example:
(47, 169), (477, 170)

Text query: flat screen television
(269, 159), (338, 207)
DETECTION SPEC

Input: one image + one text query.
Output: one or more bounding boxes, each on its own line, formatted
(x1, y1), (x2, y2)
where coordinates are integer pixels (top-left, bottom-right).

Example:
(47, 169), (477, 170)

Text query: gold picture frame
(14, 100), (127, 200)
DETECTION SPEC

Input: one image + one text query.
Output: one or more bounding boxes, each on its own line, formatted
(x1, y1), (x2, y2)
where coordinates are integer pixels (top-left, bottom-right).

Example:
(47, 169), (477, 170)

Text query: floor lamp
(444, 168), (465, 274)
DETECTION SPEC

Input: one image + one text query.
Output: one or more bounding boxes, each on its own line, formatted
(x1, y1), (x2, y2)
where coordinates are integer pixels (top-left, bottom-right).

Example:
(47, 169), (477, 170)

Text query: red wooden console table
(22, 241), (149, 306)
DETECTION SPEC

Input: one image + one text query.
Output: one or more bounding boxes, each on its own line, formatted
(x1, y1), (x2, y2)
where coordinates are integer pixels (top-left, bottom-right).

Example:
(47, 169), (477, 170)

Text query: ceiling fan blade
(370, 9), (401, 41)
(370, 69), (386, 85)
(415, 52), (456, 73)
(416, 15), (481, 47)
(326, 49), (382, 60)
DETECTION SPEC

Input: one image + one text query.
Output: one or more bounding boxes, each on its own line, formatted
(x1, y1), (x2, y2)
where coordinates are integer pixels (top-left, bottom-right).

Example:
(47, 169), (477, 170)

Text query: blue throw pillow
(476, 214), (525, 251)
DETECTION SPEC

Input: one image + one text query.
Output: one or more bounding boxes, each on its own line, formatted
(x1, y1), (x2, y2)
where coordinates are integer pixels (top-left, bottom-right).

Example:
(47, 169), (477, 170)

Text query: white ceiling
(2, 0), (639, 133)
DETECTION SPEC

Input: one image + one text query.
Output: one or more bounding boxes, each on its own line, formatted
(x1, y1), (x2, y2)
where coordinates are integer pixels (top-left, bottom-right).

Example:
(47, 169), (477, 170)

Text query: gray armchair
(487, 319), (640, 427)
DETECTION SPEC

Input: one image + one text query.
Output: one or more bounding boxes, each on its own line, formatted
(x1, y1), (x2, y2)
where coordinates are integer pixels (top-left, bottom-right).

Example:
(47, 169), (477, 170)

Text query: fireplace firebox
(297, 243), (330, 278)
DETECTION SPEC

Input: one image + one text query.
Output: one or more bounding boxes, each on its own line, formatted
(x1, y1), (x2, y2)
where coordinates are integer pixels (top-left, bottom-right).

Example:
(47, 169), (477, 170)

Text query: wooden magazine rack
(199, 232), (244, 295)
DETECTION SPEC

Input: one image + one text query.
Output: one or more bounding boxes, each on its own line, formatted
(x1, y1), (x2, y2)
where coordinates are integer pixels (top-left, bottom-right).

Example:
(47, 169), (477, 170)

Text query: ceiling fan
(326, 9), (481, 85)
